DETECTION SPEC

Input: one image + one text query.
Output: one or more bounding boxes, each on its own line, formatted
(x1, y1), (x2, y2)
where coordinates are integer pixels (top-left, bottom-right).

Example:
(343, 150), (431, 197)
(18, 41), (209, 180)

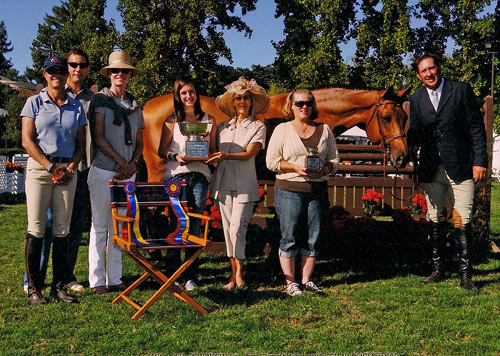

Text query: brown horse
(142, 87), (410, 181)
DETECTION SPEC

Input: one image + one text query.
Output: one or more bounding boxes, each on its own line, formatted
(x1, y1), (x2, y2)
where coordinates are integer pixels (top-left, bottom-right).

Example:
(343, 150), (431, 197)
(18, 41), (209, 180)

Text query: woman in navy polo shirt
(21, 56), (87, 305)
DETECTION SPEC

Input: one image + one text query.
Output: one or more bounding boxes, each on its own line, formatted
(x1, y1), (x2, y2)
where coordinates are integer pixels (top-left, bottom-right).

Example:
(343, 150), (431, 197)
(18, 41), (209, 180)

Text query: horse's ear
(396, 87), (411, 101)
(382, 86), (395, 100)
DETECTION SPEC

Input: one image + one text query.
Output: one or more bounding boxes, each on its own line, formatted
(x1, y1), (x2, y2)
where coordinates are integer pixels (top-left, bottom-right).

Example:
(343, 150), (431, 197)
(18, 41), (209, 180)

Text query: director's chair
(110, 178), (214, 319)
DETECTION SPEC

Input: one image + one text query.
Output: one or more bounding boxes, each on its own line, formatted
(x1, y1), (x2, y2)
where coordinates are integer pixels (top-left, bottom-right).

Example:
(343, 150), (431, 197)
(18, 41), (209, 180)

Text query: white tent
(0, 108), (8, 117)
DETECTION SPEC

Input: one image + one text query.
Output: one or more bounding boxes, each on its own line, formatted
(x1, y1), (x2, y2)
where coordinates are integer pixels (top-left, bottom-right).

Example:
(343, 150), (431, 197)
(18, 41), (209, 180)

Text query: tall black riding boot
(50, 237), (78, 303)
(454, 224), (478, 292)
(422, 221), (447, 284)
(25, 233), (47, 305)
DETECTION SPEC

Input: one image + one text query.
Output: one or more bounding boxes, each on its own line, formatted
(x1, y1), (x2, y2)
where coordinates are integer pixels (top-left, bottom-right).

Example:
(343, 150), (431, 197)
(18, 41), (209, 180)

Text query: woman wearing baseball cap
(21, 56), (87, 305)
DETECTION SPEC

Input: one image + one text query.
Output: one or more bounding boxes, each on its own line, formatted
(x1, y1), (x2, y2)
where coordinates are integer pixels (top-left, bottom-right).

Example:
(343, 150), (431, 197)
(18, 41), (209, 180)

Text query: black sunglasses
(109, 68), (132, 74)
(293, 100), (313, 108)
(68, 62), (89, 69)
(46, 67), (68, 75)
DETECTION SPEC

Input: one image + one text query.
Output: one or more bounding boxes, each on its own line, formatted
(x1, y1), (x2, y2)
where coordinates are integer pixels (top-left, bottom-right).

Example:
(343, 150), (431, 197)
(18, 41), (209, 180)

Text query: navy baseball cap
(43, 56), (67, 72)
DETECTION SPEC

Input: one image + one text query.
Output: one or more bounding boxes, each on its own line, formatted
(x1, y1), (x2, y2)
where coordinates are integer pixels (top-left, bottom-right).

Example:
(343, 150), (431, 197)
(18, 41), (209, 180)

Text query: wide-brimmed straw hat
(100, 51), (139, 77)
(215, 77), (269, 116)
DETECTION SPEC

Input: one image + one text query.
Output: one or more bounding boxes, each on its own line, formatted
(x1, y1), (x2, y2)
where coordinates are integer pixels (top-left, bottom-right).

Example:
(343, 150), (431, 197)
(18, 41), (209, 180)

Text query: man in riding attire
(407, 52), (487, 292)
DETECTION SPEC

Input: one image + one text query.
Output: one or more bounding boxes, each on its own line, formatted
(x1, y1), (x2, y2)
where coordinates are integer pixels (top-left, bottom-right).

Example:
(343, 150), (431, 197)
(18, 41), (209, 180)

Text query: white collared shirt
(426, 78), (445, 103)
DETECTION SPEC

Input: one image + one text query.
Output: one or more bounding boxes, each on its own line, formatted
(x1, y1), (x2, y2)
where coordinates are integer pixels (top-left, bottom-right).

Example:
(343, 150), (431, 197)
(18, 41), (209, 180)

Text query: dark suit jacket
(407, 79), (487, 183)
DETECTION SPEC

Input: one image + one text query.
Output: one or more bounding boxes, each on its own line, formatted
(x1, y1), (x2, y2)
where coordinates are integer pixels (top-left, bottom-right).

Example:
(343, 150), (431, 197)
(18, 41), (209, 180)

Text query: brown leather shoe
(107, 283), (127, 291)
(28, 292), (47, 306)
(92, 286), (109, 295)
(51, 289), (78, 303)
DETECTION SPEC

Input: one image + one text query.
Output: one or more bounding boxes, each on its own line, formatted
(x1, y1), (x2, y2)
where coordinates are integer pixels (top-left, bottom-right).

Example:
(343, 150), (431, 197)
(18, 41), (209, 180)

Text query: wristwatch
(47, 162), (55, 173)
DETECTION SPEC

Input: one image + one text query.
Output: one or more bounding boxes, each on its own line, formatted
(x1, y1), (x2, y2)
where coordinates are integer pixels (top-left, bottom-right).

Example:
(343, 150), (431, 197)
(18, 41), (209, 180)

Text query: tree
(350, 0), (413, 90)
(0, 21), (13, 76)
(412, 0), (498, 129)
(117, 0), (258, 103)
(1, 89), (31, 149)
(273, 0), (355, 90)
(29, 0), (118, 88)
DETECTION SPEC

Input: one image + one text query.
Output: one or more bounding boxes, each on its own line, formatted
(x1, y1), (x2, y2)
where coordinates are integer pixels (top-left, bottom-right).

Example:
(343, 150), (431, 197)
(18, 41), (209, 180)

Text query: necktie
(431, 90), (439, 111)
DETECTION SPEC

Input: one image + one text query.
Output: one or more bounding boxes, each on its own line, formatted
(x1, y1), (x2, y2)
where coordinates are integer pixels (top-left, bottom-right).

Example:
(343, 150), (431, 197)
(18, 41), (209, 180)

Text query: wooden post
(472, 96), (494, 253)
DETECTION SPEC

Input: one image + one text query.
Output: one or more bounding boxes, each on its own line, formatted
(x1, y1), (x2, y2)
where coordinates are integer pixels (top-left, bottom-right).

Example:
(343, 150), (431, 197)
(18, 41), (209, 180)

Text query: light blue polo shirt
(21, 88), (87, 158)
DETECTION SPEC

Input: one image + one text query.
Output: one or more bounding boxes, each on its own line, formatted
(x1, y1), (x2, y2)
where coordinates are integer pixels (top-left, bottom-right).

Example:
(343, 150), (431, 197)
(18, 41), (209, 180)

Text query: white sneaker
(285, 282), (302, 296)
(302, 280), (323, 294)
(185, 280), (197, 291)
(65, 281), (85, 292)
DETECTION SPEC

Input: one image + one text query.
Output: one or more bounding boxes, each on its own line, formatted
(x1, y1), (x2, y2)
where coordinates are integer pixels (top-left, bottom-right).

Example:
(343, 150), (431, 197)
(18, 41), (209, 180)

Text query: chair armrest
(186, 212), (214, 220)
(113, 214), (135, 223)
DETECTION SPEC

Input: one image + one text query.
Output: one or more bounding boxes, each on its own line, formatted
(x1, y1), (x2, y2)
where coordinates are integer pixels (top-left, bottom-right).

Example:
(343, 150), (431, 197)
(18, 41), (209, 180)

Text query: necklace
(293, 121), (309, 134)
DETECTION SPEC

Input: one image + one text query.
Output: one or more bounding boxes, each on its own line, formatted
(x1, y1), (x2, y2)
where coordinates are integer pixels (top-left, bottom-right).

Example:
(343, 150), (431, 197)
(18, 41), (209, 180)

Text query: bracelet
(47, 162), (55, 173)
(167, 152), (178, 161)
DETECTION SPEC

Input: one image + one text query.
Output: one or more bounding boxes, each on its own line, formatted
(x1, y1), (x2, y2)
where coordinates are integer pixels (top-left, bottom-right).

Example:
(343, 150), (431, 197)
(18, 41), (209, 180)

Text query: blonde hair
(282, 88), (319, 120)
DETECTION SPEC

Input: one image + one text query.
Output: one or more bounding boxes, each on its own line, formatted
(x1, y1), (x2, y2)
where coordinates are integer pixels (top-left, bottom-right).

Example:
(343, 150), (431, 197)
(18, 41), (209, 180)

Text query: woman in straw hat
(207, 77), (268, 289)
(157, 77), (216, 291)
(87, 51), (144, 295)
(266, 89), (339, 296)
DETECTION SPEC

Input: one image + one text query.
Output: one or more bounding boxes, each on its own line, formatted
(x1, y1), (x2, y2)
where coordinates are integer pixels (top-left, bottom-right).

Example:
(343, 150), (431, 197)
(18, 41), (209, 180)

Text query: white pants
(422, 164), (474, 225)
(87, 165), (135, 288)
(217, 190), (254, 260)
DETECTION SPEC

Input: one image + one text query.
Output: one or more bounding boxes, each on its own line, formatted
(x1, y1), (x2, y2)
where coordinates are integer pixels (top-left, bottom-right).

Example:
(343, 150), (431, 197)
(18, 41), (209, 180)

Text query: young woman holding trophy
(158, 77), (216, 291)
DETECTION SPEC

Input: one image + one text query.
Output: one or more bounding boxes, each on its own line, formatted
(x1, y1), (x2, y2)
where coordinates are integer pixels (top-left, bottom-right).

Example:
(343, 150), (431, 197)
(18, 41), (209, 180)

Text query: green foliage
(0, 21), (13, 75)
(117, 0), (258, 103)
(29, 0), (119, 88)
(2, 89), (31, 148)
(350, 0), (413, 90)
(273, 0), (355, 90)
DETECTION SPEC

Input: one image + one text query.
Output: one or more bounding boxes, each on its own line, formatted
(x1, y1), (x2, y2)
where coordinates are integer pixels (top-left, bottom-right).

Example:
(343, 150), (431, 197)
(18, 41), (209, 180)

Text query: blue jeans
(24, 209), (53, 287)
(172, 172), (208, 280)
(275, 185), (328, 258)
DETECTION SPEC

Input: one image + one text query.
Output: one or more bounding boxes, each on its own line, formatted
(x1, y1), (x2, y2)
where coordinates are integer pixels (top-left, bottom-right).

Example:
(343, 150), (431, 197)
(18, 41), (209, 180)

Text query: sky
(0, 0), (293, 74)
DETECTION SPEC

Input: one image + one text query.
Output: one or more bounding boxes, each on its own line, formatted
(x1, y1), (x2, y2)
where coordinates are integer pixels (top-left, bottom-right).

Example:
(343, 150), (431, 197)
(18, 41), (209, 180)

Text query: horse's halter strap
(366, 100), (406, 151)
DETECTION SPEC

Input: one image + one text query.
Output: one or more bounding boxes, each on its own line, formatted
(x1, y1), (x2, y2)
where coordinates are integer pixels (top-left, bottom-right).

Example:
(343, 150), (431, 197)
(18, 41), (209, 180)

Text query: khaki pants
(422, 164), (474, 226)
(25, 158), (77, 238)
(217, 190), (254, 260)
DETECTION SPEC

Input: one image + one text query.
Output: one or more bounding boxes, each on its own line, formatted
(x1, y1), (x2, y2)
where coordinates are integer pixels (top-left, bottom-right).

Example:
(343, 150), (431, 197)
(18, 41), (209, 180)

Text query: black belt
(46, 156), (72, 163)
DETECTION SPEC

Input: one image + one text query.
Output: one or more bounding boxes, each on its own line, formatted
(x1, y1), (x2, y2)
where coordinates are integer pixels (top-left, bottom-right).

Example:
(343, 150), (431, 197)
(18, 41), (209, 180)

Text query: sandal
(223, 281), (236, 290)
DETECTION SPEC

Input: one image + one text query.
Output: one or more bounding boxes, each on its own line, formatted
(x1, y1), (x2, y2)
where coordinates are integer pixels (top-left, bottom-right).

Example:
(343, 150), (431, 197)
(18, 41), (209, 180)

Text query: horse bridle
(366, 100), (407, 152)
(366, 99), (419, 204)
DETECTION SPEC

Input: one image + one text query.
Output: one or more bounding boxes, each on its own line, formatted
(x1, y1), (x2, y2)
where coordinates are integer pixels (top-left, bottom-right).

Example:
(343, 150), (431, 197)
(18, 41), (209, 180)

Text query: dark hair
(413, 52), (441, 72)
(282, 88), (319, 120)
(173, 77), (204, 122)
(66, 48), (89, 64)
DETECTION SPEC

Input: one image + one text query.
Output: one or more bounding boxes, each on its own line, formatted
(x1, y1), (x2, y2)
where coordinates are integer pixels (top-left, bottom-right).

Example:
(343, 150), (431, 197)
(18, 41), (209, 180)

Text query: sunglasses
(109, 68), (132, 75)
(234, 95), (251, 101)
(293, 100), (313, 108)
(68, 62), (89, 69)
(46, 67), (68, 75)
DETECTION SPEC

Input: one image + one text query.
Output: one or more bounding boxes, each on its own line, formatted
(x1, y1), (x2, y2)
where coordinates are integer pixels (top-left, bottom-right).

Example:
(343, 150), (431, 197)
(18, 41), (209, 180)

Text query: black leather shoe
(421, 271), (443, 284)
(460, 276), (479, 293)
(51, 289), (78, 303)
(28, 292), (47, 306)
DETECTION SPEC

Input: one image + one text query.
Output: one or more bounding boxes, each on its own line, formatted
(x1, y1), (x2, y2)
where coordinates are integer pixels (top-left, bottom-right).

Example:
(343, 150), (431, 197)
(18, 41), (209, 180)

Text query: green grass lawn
(1, 186), (500, 355)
